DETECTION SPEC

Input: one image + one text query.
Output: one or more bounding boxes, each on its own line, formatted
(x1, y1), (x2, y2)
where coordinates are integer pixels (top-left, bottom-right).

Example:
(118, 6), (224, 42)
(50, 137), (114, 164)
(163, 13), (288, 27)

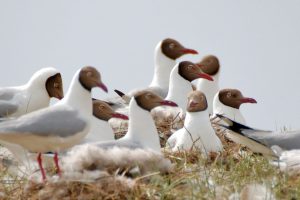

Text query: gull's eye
(53, 82), (59, 88)
(227, 93), (232, 98)
(169, 43), (175, 49)
(187, 65), (193, 71)
(145, 93), (152, 99)
(200, 96), (204, 101)
(87, 71), (92, 77)
(232, 94), (237, 98)
(98, 105), (105, 110)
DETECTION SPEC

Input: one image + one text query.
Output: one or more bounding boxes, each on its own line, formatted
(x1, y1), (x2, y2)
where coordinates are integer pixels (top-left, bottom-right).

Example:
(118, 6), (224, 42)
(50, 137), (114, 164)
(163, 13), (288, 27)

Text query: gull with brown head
(167, 91), (222, 154)
(0, 66), (108, 181)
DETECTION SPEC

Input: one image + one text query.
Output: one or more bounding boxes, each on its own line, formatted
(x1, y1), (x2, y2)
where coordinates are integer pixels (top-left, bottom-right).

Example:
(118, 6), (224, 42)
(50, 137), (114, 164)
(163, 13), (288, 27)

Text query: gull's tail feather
(216, 114), (253, 131)
(216, 114), (278, 159)
(114, 89), (131, 104)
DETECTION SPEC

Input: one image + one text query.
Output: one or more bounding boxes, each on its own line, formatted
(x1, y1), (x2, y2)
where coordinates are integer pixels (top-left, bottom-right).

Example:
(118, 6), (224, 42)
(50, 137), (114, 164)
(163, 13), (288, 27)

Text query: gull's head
(79, 66), (108, 92)
(187, 90), (208, 112)
(161, 38), (198, 60)
(196, 55), (220, 76)
(218, 89), (257, 109)
(46, 73), (64, 100)
(178, 61), (214, 82)
(92, 99), (128, 121)
(28, 67), (64, 100)
(134, 91), (178, 111)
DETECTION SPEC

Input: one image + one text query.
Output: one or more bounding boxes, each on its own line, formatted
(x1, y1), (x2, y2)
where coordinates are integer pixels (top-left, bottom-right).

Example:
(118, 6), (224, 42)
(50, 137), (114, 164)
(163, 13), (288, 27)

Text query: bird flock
(0, 38), (297, 183)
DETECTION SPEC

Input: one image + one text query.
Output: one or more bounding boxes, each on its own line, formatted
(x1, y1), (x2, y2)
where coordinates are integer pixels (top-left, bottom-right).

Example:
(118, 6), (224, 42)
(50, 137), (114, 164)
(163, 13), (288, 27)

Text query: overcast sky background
(0, 1), (299, 130)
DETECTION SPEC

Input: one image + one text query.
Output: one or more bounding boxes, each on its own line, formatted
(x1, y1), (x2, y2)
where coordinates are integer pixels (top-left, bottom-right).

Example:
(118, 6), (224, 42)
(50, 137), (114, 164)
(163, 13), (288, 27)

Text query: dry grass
(0, 118), (300, 199)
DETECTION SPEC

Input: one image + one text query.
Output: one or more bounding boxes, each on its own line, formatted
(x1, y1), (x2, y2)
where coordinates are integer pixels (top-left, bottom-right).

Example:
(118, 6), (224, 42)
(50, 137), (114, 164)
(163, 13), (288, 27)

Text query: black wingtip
(216, 114), (254, 132)
(114, 89), (125, 97)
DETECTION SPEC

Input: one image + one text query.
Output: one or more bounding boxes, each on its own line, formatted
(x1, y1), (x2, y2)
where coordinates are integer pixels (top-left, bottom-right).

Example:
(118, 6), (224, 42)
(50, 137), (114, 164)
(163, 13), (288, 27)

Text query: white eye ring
(169, 43), (175, 49)
(227, 93), (232, 98)
(98, 105), (104, 110)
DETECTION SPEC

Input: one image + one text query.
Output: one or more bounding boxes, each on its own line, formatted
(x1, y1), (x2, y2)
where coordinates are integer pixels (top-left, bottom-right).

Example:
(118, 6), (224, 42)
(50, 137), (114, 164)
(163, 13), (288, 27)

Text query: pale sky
(0, 1), (299, 130)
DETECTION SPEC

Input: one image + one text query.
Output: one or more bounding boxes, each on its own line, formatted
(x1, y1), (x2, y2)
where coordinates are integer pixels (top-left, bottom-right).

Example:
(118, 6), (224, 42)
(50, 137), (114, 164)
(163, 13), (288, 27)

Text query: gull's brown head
(46, 73), (64, 100)
(134, 90), (178, 112)
(161, 38), (198, 60)
(79, 66), (108, 92)
(178, 61), (214, 82)
(92, 99), (128, 121)
(219, 89), (257, 109)
(196, 55), (220, 76)
(186, 90), (208, 112)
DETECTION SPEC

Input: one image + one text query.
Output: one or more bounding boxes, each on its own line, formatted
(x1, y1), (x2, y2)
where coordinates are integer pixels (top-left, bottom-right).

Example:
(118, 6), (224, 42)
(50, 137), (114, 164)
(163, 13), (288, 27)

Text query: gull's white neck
(196, 72), (220, 114)
(16, 70), (56, 115)
(213, 92), (246, 124)
(184, 111), (211, 134)
(59, 70), (92, 117)
(149, 41), (176, 90)
(183, 110), (222, 153)
(123, 98), (161, 152)
(165, 65), (193, 110)
(84, 117), (114, 142)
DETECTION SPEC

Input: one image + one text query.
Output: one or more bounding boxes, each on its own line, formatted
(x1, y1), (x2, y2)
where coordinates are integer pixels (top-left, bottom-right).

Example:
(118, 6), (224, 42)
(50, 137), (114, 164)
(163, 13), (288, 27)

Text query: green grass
(1, 148), (299, 199)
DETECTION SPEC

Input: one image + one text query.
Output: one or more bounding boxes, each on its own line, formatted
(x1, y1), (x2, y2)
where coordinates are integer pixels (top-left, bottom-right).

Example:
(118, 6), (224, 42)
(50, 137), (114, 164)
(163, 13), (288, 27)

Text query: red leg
(54, 152), (61, 177)
(37, 153), (46, 181)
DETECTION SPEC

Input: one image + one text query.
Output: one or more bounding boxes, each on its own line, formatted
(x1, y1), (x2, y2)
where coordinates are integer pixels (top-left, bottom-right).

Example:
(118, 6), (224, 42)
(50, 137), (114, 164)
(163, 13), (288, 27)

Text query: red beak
(189, 101), (198, 108)
(160, 100), (178, 107)
(111, 113), (129, 120)
(240, 97), (257, 104)
(97, 82), (108, 93)
(198, 73), (214, 81)
(181, 48), (198, 55)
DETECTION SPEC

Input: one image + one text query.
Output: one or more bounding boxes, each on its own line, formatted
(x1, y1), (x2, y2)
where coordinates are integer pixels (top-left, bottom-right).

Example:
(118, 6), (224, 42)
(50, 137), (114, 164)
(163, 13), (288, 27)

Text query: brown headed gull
(82, 99), (128, 143)
(195, 55), (220, 114)
(0, 67), (64, 170)
(164, 61), (213, 110)
(218, 115), (300, 158)
(114, 38), (198, 101)
(213, 89), (257, 124)
(0, 67), (63, 118)
(73, 91), (177, 154)
(147, 38), (198, 98)
(0, 66), (107, 181)
(167, 91), (222, 154)
(151, 61), (213, 126)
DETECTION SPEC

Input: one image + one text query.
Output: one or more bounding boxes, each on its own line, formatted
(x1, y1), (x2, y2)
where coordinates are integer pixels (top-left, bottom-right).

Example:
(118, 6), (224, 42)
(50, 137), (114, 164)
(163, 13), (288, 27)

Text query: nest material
(62, 145), (173, 178)
(22, 175), (136, 200)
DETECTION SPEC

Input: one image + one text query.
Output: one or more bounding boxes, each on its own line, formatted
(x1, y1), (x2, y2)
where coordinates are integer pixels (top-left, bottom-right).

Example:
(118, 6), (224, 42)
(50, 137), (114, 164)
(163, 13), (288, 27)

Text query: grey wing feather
(241, 129), (273, 136)
(247, 131), (300, 150)
(0, 89), (15, 100)
(0, 107), (87, 138)
(0, 101), (18, 117)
